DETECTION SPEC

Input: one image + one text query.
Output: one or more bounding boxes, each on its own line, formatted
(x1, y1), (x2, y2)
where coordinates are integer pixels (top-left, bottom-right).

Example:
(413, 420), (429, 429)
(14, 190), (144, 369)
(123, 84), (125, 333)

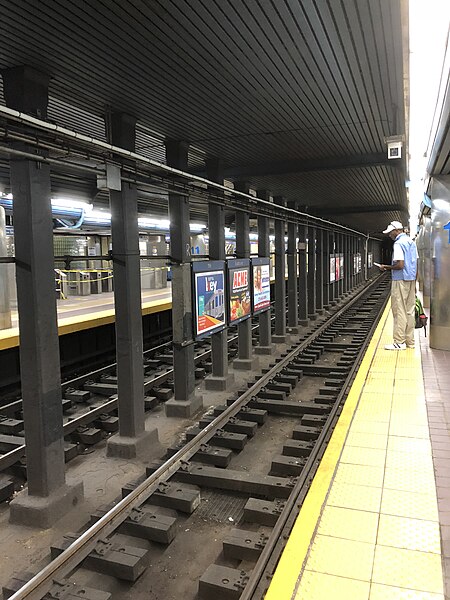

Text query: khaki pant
(391, 279), (416, 346)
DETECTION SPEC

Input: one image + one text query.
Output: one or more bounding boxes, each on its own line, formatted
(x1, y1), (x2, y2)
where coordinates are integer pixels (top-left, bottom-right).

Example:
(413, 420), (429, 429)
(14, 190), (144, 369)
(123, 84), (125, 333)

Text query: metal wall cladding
(430, 176), (450, 350)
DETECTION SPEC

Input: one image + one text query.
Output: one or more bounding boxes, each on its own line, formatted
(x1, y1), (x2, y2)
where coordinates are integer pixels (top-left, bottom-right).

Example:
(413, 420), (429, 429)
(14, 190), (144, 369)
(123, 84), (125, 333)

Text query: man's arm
(379, 260), (404, 271)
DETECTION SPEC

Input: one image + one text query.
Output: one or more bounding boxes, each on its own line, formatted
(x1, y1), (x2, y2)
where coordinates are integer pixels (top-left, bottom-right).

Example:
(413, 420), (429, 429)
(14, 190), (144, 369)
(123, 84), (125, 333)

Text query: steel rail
(242, 279), (390, 599)
(7, 278), (378, 600)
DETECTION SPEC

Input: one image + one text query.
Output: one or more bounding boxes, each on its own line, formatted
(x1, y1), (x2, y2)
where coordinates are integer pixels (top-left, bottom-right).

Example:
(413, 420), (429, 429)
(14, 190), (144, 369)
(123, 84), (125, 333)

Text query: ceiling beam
(216, 152), (395, 179)
(310, 203), (406, 216)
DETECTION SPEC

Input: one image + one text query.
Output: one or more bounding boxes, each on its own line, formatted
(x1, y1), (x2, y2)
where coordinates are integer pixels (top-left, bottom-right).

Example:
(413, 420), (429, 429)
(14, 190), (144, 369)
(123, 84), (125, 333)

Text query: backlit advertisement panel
(335, 255), (340, 281)
(252, 257), (271, 314)
(192, 260), (226, 338)
(228, 258), (251, 324)
(357, 253), (361, 273)
(339, 254), (344, 280)
(330, 255), (336, 283)
(368, 253), (373, 268)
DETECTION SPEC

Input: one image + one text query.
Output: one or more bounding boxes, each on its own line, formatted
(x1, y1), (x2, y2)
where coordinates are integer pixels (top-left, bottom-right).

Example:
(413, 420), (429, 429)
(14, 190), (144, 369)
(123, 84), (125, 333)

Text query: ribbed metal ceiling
(0, 0), (408, 233)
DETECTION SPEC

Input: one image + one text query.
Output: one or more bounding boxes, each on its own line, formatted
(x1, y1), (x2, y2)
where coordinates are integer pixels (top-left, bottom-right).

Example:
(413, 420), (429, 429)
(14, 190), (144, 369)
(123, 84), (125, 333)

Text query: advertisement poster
(193, 261), (226, 338)
(357, 253), (362, 273)
(353, 255), (357, 275)
(368, 253), (373, 268)
(252, 257), (271, 313)
(335, 255), (340, 281)
(330, 255), (336, 283)
(228, 258), (251, 324)
(339, 254), (344, 280)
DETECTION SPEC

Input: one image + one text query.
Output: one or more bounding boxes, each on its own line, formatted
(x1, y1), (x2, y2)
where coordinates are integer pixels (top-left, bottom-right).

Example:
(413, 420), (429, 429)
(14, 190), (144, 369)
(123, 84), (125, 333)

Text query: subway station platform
(0, 286), (172, 351)
(267, 303), (449, 600)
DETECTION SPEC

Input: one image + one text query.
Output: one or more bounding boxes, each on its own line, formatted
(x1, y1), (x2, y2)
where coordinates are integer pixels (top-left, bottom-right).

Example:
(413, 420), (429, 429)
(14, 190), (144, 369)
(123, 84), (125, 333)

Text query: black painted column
(322, 229), (330, 310)
(273, 196), (287, 343)
(287, 206), (299, 333)
(315, 228), (324, 314)
(233, 183), (259, 369)
(3, 66), (83, 527)
(337, 233), (344, 299)
(205, 159), (234, 390)
(329, 232), (337, 305)
(298, 224), (309, 325)
(255, 190), (273, 354)
(307, 225), (317, 319)
(107, 113), (158, 457)
(343, 235), (350, 294)
(165, 140), (202, 417)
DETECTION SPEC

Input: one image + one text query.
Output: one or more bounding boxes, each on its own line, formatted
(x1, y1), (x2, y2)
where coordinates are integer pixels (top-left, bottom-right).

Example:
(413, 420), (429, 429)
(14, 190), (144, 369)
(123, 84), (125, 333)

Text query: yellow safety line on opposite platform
(0, 299), (173, 351)
(265, 303), (391, 600)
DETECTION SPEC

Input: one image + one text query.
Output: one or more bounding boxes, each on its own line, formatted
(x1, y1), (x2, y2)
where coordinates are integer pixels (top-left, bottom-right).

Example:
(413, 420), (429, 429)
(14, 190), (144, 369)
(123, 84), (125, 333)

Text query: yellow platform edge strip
(265, 302), (391, 600)
(0, 300), (173, 351)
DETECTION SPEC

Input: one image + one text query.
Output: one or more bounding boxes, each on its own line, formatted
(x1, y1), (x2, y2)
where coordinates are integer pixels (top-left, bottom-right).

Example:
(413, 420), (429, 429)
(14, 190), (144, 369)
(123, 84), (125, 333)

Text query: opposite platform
(267, 302), (446, 599)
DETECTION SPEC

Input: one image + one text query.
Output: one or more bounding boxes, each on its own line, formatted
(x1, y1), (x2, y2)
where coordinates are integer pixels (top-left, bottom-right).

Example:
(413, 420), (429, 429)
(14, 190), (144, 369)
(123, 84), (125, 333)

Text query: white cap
(383, 221), (403, 234)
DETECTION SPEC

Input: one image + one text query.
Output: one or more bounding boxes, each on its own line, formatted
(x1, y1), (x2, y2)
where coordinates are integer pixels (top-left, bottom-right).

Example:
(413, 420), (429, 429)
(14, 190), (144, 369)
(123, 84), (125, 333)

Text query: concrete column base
(107, 426), (159, 459)
(233, 356), (260, 371)
(298, 319), (309, 327)
(204, 373), (235, 391)
(272, 334), (289, 344)
(254, 345), (273, 355)
(316, 308), (325, 315)
(9, 479), (84, 529)
(287, 326), (300, 334)
(164, 393), (203, 418)
(308, 313), (318, 321)
(329, 300), (337, 306)
(323, 304), (331, 311)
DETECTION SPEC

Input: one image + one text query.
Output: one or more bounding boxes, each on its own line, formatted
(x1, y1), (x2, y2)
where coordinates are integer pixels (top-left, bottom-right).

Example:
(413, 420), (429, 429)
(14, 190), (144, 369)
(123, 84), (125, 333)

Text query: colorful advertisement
(192, 261), (226, 338)
(228, 258), (251, 324)
(330, 255), (336, 283)
(335, 255), (340, 281)
(252, 257), (271, 314)
(339, 254), (344, 280)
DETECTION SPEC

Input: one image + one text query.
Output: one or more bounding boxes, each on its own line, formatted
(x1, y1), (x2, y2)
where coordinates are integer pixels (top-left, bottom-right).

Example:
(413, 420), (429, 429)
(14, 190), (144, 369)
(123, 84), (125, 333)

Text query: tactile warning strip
(266, 303), (445, 600)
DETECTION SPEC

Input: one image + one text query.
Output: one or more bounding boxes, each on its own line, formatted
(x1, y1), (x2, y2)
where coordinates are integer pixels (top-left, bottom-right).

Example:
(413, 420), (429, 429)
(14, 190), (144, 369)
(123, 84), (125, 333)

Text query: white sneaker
(384, 343), (406, 350)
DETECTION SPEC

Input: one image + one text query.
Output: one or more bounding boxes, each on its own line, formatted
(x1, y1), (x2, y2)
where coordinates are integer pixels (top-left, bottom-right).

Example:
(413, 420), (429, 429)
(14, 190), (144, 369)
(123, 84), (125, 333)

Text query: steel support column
(287, 213), (299, 332)
(3, 66), (83, 527)
(337, 233), (344, 299)
(205, 159), (234, 390)
(322, 229), (330, 310)
(329, 232), (337, 305)
(298, 224), (309, 325)
(107, 113), (158, 458)
(255, 190), (273, 354)
(165, 140), (202, 417)
(307, 226), (317, 319)
(233, 182), (258, 370)
(343, 235), (350, 294)
(315, 228), (324, 314)
(272, 196), (287, 343)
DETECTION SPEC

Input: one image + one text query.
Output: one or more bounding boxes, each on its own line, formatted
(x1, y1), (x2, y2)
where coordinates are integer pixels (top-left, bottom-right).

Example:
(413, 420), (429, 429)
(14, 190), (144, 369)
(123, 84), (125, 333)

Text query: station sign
(228, 258), (251, 325)
(330, 255), (336, 283)
(192, 260), (226, 339)
(252, 257), (271, 314)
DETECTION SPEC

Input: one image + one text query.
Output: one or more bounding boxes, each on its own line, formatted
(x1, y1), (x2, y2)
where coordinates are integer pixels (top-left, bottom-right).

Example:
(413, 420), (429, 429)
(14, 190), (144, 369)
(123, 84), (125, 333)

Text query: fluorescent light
(189, 223), (207, 232)
(51, 198), (93, 212)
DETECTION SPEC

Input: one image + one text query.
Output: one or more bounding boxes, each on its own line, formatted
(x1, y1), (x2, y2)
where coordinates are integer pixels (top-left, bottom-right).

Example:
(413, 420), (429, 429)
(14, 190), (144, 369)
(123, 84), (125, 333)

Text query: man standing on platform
(379, 221), (418, 350)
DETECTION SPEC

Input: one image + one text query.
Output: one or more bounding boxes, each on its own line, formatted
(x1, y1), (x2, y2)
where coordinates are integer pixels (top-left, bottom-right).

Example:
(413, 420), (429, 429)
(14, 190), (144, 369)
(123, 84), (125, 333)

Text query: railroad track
(0, 315), (274, 480)
(2, 274), (389, 600)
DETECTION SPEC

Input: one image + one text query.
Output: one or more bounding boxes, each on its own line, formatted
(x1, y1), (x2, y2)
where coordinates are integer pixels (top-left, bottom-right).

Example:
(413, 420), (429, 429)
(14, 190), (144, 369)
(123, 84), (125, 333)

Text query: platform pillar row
(308, 225), (317, 320)
(3, 65), (83, 527)
(165, 140), (202, 416)
(255, 190), (273, 354)
(273, 196), (287, 343)
(233, 183), (259, 370)
(298, 223), (309, 325)
(204, 158), (234, 391)
(106, 112), (158, 458)
(315, 228), (324, 314)
(337, 232), (344, 299)
(286, 202), (299, 333)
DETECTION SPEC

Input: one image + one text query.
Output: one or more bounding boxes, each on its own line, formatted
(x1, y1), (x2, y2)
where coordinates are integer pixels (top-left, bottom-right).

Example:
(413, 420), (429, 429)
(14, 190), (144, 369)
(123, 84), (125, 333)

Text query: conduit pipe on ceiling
(0, 105), (369, 236)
